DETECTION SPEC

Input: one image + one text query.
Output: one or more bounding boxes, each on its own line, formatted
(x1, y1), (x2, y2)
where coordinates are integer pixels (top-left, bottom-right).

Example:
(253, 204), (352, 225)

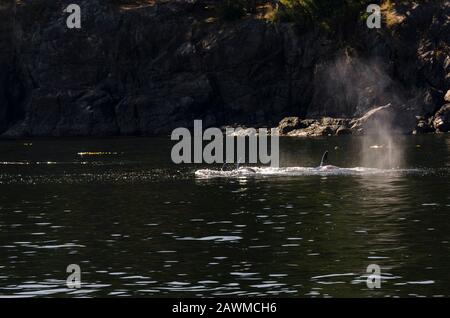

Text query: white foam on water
(195, 166), (421, 179)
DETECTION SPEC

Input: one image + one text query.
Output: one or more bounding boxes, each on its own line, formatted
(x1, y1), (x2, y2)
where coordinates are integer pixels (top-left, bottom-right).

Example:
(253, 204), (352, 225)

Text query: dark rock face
(433, 104), (450, 133)
(0, 0), (449, 137)
(0, 1), (27, 134)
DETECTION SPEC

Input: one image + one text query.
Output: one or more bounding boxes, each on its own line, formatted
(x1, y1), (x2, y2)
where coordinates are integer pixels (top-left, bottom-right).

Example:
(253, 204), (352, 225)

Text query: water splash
(194, 166), (420, 179)
(359, 105), (405, 169)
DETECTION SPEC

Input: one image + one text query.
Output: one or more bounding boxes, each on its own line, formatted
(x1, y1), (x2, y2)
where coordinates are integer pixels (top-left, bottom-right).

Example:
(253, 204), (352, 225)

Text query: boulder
(445, 90), (450, 103)
(433, 104), (450, 132)
(287, 122), (332, 137)
(277, 117), (303, 135)
(280, 117), (352, 137)
(336, 126), (353, 136)
(413, 117), (434, 134)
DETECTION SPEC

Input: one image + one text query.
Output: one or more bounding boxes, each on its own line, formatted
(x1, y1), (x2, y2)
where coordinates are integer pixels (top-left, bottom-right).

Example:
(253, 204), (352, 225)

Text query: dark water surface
(0, 135), (449, 297)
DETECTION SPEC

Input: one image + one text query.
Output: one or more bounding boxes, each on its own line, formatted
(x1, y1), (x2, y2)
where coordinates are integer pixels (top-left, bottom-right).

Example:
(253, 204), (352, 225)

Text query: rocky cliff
(0, 0), (449, 137)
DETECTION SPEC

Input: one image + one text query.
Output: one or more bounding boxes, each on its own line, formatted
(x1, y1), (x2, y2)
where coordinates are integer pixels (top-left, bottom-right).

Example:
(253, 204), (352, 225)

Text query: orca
(317, 151), (339, 170)
(237, 167), (256, 173)
(234, 159), (256, 174)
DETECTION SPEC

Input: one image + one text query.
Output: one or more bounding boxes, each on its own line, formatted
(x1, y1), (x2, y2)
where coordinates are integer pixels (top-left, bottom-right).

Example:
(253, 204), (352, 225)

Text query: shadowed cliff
(0, 0), (449, 137)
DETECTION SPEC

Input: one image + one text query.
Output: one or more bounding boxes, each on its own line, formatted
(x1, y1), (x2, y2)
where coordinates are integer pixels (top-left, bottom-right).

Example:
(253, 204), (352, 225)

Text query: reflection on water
(0, 135), (449, 297)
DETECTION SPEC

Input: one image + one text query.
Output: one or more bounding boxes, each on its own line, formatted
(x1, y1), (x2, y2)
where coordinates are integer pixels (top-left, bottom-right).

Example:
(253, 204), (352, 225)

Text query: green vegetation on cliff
(273, 0), (371, 27)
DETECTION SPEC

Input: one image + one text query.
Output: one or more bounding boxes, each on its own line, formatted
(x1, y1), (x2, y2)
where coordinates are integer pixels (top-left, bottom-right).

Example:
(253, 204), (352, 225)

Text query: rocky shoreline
(277, 101), (450, 137)
(0, 1), (449, 138)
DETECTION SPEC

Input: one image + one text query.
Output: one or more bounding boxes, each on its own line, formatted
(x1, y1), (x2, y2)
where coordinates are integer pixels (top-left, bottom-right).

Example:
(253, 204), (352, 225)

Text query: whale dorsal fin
(236, 158), (242, 170)
(320, 151), (329, 167)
